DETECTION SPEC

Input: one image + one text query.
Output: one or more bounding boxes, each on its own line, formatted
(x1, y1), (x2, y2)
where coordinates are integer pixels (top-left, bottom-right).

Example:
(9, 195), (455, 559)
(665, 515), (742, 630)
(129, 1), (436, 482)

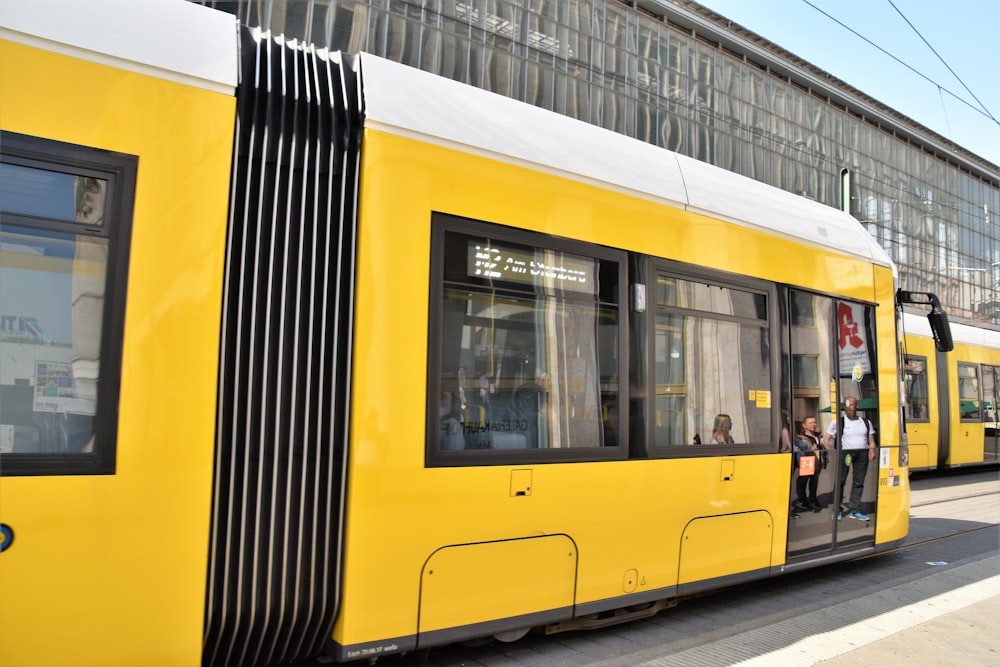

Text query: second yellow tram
(902, 311), (1000, 470)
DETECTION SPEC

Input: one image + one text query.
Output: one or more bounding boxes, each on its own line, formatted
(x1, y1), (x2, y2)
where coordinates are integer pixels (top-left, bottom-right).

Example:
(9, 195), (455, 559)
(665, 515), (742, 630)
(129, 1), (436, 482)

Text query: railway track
(909, 468), (999, 515)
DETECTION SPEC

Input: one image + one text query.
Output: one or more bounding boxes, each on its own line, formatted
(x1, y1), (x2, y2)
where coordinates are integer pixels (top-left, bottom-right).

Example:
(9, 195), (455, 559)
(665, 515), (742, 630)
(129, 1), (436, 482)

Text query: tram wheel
(493, 627), (530, 643)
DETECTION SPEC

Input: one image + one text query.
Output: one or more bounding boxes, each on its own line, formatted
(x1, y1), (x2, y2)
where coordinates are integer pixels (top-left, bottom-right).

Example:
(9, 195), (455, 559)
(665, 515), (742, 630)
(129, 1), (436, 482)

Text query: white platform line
(634, 556), (1000, 667)
(726, 574), (1000, 666)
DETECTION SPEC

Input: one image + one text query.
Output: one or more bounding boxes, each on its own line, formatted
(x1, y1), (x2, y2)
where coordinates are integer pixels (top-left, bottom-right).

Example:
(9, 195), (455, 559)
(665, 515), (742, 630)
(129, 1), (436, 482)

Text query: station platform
(817, 567), (998, 666)
(734, 553), (999, 666)
(813, 472), (1000, 667)
(594, 470), (1000, 667)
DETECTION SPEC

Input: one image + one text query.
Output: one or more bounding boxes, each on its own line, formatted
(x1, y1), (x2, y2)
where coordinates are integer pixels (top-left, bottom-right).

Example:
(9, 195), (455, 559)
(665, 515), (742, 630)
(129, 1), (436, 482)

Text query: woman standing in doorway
(794, 414), (826, 511)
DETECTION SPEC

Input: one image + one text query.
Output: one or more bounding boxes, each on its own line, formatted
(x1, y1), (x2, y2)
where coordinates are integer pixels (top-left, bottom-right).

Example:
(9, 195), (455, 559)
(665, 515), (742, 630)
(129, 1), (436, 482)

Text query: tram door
(983, 366), (1000, 463)
(827, 299), (879, 549)
(786, 293), (877, 558)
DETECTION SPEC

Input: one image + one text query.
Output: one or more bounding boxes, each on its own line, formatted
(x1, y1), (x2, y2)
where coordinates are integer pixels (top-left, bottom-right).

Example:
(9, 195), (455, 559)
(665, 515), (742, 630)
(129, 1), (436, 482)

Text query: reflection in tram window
(0, 133), (134, 475)
(0, 170), (108, 455)
(432, 221), (622, 453)
(983, 367), (998, 429)
(904, 355), (929, 421)
(958, 362), (981, 421)
(654, 275), (772, 446)
(790, 290), (817, 327)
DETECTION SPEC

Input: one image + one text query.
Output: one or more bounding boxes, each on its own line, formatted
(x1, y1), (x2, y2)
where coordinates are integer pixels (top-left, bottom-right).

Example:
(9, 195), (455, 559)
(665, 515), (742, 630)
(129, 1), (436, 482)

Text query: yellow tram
(0, 1), (953, 664)
(902, 312), (1000, 470)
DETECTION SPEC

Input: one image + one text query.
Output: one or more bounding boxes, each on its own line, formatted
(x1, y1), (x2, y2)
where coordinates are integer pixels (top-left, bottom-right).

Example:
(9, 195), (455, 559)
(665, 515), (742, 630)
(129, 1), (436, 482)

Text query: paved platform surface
(811, 470), (1000, 667)
(616, 553), (1000, 667)
(817, 583), (998, 666)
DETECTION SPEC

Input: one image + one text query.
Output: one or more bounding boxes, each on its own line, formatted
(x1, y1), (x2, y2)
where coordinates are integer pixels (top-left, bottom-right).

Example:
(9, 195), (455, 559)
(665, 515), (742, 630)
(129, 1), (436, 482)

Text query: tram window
(957, 362), (981, 422)
(0, 132), (135, 476)
(983, 367), (998, 427)
(654, 275), (772, 447)
(904, 355), (929, 422)
(428, 217), (625, 463)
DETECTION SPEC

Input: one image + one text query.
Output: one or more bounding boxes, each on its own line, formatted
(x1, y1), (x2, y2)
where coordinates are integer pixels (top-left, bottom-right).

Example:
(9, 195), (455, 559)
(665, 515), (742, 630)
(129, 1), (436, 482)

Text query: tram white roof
(0, 0), (238, 95)
(359, 53), (893, 270)
(902, 311), (1000, 349)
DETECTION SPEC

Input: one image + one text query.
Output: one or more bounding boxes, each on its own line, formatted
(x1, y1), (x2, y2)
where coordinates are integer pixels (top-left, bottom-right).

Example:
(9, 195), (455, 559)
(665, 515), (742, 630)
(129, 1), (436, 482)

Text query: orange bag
(798, 454), (817, 476)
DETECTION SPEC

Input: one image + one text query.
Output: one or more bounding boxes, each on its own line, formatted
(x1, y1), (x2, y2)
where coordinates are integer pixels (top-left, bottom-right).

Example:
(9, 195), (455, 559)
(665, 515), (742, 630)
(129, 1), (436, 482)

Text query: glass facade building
(193, 0), (1000, 326)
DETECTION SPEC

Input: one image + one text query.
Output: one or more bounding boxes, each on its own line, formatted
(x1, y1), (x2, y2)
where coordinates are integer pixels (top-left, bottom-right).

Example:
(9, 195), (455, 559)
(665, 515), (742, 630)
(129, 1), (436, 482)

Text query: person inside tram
(708, 413), (734, 444)
(455, 366), (468, 424)
(505, 370), (548, 448)
(780, 409), (793, 452)
(463, 374), (494, 449)
(439, 390), (465, 451)
(602, 402), (619, 447)
(822, 396), (877, 521)
(793, 414), (826, 512)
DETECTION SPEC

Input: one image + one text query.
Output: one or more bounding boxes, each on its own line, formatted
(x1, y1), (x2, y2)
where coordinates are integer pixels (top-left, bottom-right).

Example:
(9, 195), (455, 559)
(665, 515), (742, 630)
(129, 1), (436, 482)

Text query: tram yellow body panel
(0, 40), (233, 666)
(418, 535), (578, 632)
(872, 267), (910, 545)
(334, 127), (889, 647)
(336, 457), (793, 645)
(945, 340), (992, 465)
(351, 130), (883, 326)
(904, 332), (942, 469)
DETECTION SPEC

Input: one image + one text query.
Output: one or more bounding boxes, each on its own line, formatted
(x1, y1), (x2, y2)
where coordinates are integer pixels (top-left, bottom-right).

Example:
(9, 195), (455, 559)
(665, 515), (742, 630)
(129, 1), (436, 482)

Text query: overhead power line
(800, 0), (1000, 128)
(885, 0), (997, 123)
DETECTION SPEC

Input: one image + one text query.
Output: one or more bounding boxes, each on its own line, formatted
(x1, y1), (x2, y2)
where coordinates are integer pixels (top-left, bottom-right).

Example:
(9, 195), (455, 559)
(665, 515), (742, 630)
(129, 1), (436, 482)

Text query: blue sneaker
(837, 511), (843, 520)
(848, 511), (870, 521)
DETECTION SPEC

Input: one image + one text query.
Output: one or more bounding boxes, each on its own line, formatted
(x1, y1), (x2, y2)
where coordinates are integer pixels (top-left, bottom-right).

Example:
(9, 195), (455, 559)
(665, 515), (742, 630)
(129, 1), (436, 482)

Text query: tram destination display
(467, 241), (595, 294)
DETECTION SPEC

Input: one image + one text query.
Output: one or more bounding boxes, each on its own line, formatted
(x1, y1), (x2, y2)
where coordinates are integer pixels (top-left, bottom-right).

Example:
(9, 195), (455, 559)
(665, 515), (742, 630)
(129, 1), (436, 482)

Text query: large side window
(427, 216), (625, 465)
(0, 132), (135, 475)
(957, 362), (981, 422)
(903, 355), (929, 422)
(653, 274), (773, 447)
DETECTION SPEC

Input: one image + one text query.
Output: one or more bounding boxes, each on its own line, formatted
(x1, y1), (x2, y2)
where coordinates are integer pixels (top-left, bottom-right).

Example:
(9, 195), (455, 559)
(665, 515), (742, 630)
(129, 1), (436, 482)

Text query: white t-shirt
(826, 415), (875, 450)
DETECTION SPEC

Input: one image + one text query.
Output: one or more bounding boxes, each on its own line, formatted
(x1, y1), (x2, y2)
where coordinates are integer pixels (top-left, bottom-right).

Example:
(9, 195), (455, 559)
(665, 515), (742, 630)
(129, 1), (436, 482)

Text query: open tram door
(786, 293), (880, 558)
(982, 366), (1000, 464)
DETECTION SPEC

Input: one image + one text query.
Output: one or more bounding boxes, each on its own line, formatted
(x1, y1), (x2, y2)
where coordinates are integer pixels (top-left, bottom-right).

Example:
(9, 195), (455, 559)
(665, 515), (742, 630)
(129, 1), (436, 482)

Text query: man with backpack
(822, 396), (877, 521)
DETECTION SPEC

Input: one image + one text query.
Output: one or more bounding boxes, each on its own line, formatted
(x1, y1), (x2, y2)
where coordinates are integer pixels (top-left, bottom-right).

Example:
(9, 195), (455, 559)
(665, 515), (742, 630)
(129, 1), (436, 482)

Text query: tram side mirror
(897, 290), (954, 353)
(927, 308), (954, 353)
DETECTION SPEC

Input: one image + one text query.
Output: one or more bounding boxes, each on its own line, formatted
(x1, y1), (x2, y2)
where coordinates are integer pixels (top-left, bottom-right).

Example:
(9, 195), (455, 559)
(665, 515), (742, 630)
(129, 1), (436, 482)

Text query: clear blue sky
(693, 0), (1000, 168)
